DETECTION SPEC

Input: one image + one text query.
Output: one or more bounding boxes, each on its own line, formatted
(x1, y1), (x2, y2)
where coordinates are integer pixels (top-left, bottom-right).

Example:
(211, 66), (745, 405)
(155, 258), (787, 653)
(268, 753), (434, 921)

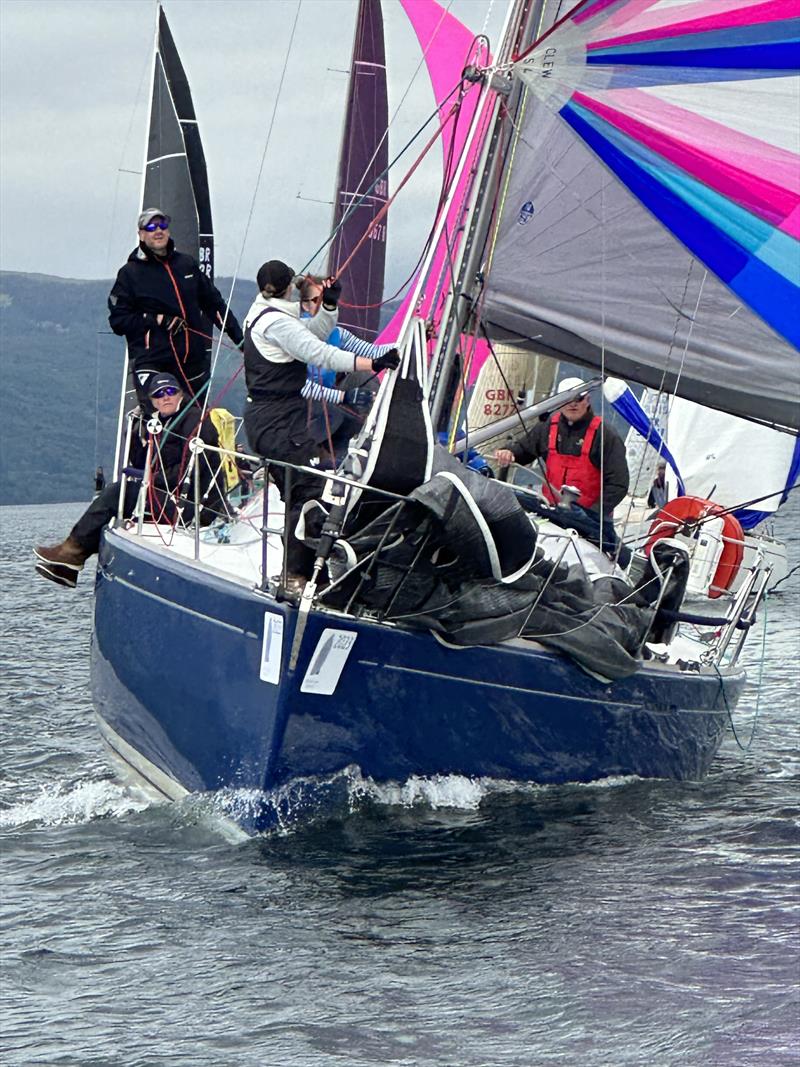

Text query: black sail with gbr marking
(144, 7), (214, 282)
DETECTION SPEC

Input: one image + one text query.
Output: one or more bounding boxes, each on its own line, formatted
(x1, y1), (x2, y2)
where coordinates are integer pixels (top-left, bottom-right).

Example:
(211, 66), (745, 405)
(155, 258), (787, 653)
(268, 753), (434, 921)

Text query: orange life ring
(646, 495), (744, 598)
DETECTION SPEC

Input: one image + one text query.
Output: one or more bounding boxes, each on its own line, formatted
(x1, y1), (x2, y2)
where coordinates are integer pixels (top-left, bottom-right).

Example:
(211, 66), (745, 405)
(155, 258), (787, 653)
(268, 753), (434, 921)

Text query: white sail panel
(665, 395), (799, 518)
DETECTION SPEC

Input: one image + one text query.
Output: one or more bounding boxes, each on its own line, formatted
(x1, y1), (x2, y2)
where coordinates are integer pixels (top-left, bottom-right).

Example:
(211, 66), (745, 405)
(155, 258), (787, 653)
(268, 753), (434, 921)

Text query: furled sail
(144, 6), (213, 280)
(327, 0), (389, 340)
(482, 0), (800, 429)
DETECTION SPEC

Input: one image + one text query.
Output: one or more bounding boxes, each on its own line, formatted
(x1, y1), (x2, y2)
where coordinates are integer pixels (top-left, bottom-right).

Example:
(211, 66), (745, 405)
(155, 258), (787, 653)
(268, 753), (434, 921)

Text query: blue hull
(91, 530), (746, 833)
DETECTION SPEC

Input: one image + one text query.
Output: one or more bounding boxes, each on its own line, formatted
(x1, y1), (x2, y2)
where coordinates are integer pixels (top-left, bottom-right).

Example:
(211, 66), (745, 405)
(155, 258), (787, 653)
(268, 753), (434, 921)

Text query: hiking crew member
(34, 375), (224, 589)
(108, 208), (243, 402)
(494, 377), (629, 515)
(242, 259), (399, 587)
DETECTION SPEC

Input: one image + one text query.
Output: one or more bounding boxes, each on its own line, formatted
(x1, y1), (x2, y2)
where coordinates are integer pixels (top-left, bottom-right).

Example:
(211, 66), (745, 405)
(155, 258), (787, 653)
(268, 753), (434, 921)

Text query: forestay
(482, 0), (800, 430)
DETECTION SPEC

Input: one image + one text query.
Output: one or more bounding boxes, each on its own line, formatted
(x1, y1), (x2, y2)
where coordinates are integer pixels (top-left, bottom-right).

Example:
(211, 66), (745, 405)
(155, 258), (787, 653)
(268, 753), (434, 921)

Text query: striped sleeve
(336, 328), (395, 360)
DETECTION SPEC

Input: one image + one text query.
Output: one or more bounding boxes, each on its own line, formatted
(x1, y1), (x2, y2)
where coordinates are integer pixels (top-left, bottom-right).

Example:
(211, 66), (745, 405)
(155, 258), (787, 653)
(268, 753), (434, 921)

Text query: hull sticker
(260, 612), (284, 685)
(300, 629), (357, 695)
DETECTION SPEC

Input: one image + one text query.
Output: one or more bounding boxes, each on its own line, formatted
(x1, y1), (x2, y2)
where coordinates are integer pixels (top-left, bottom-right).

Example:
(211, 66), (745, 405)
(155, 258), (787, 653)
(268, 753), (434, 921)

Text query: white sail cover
(482, 0), (800, 429)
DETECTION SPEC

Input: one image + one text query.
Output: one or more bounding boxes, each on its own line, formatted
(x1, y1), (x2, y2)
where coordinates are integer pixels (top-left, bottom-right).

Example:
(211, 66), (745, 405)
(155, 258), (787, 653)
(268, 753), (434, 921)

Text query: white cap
(557, 377), (588, 396)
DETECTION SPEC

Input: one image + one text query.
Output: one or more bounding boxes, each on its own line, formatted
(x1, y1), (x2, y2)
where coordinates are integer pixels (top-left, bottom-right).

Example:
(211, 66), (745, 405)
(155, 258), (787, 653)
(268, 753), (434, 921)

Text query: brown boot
(34, 537), (91, 589)
(34, 535), (91, 570)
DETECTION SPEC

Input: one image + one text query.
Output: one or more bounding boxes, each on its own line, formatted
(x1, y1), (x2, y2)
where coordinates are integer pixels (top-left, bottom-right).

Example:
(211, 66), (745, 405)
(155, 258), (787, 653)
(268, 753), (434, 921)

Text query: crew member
(242, 259), (399, 589)
(299, 275), (397, 460)
(34, 375), (224, 589)
(648, 459), (669, 509)
(108, 208), (243, 401)
(494, 377), (629, 515)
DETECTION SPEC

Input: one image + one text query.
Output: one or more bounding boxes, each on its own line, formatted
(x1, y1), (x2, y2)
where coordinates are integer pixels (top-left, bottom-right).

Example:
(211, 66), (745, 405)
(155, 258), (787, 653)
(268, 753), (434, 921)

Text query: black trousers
(70, 481), (205, 556)
(244, 400), (323, 578)
(71, 483), (141, 555)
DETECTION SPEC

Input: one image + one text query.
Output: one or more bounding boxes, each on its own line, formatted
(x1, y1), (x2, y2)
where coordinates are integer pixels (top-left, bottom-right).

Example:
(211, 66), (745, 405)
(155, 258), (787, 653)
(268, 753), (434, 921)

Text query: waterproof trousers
(244, 399), (322, 578)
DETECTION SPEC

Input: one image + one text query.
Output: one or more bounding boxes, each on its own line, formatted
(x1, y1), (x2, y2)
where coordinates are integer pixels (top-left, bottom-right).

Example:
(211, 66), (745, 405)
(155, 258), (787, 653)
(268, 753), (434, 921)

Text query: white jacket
(243, 294), (357, 373)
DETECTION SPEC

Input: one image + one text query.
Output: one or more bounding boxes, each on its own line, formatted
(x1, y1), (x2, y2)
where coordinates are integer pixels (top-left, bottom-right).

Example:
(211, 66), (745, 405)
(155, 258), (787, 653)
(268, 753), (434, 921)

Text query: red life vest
(542, 413), (602, 508)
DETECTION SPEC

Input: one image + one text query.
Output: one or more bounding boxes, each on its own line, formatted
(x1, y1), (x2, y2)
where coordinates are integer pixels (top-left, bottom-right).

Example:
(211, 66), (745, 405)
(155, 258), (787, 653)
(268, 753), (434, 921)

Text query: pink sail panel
(378, 0), (489, 344)
(574, 88), (800, 237)
(586, 0), (793, 47)
(573, 0), (653, 28)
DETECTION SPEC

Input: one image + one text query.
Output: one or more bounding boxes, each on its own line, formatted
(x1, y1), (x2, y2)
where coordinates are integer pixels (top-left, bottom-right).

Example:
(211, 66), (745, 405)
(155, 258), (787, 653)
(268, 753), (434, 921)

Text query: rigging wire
(202, 0), (305, 424)
(320, 0), (459, 276)
(301, 79), (467, 276)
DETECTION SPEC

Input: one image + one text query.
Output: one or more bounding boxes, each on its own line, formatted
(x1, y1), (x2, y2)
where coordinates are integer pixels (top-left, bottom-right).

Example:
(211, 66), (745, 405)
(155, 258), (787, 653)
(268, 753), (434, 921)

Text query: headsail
(144, 6), (213, 280)
(482, 0), (800, 429)
(327, 0), (389, 340)
(663, 395), (800, 528)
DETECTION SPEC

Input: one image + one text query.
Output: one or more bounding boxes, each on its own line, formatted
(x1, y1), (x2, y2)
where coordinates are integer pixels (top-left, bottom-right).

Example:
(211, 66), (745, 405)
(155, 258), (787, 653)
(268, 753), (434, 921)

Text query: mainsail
(327, 0), (389, 340)
(481, 0), (800, 430)
(144, 6), (213, 280)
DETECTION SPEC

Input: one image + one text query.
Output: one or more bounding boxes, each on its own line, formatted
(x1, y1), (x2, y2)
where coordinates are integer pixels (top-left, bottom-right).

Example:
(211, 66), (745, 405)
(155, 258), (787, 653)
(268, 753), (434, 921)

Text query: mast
(326, 0), (389, 340)
(428, 0), (546, 428)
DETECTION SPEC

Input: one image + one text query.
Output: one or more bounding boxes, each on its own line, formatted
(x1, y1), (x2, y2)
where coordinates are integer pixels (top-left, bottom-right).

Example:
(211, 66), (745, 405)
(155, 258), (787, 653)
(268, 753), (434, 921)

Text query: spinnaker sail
(482, 0), (800, 429)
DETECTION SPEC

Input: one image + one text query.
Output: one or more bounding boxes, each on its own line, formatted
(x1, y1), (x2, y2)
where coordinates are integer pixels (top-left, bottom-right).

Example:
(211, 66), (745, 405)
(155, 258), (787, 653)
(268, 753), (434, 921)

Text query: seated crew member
(108, 208), (244, 403)
(33, 375), (224, 589)
(494, 377), (629, 516)
(299, 276), (397, 458)
(242, 259), (399, 590)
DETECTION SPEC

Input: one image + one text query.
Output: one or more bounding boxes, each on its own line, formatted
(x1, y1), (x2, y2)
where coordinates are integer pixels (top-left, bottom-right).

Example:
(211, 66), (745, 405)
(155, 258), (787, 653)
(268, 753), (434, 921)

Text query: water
(2, 502), (798, 1067)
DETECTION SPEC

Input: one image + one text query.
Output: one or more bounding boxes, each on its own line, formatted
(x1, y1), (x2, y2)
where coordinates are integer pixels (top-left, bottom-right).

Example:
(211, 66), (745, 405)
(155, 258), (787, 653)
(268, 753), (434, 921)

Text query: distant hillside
(0, 271), (251, 505)
(0, 272), (405, 505)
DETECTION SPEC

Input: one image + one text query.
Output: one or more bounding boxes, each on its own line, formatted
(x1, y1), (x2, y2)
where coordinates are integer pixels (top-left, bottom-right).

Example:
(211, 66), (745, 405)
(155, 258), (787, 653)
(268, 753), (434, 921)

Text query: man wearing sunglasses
(494, 377), (629, 516)
(108, 208), (243, 403)
(33, 374), (224, 588)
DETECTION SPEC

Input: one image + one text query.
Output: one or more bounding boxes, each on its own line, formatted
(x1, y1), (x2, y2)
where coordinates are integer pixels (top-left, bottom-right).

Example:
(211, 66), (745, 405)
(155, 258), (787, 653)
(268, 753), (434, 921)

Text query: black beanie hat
(256, 260), (294, 296)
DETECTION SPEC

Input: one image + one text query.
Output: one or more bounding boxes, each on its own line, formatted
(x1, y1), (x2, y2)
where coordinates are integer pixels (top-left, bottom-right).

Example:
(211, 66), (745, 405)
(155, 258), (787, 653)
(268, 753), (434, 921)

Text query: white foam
(0, 779), (149, 830)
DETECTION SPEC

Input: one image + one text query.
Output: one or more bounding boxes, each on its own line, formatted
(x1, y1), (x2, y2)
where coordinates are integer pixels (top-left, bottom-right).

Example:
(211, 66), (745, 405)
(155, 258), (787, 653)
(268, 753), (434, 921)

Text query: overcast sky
(0, 0), (506, 290)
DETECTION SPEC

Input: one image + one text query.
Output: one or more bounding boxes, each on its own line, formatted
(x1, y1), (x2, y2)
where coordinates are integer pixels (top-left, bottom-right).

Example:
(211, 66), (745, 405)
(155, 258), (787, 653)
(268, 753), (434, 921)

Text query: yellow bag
(208, 408), (240, 491)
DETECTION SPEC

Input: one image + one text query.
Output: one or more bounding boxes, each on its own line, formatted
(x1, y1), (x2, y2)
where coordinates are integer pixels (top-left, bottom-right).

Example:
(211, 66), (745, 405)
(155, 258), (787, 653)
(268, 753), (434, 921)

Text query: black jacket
(128, 403), (225, 520)
(108, 240), (243, 380)
(511, 408), (630, 510)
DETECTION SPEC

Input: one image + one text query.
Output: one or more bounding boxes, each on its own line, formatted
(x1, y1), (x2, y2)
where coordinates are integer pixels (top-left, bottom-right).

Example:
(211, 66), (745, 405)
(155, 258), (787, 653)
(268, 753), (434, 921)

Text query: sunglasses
(151, 386), (179, 398)
(143, 218), (170, 231)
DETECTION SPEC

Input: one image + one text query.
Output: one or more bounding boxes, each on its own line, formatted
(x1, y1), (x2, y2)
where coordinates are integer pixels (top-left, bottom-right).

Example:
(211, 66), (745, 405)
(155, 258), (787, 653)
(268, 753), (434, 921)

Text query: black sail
(144, 7), (214, 281)
(327, 0), (389, 340)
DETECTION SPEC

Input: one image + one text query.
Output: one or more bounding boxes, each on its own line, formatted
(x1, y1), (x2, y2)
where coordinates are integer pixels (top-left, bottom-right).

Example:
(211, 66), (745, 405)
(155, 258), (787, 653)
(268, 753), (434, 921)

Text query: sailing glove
(344, 387), (372, 409)
(321, 279), (342, 310)
(371, 349), (400, 372)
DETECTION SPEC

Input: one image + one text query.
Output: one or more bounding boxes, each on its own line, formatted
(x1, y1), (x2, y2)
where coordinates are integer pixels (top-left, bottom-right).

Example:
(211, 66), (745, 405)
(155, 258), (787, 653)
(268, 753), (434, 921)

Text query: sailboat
(91, 0), (796, 835)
